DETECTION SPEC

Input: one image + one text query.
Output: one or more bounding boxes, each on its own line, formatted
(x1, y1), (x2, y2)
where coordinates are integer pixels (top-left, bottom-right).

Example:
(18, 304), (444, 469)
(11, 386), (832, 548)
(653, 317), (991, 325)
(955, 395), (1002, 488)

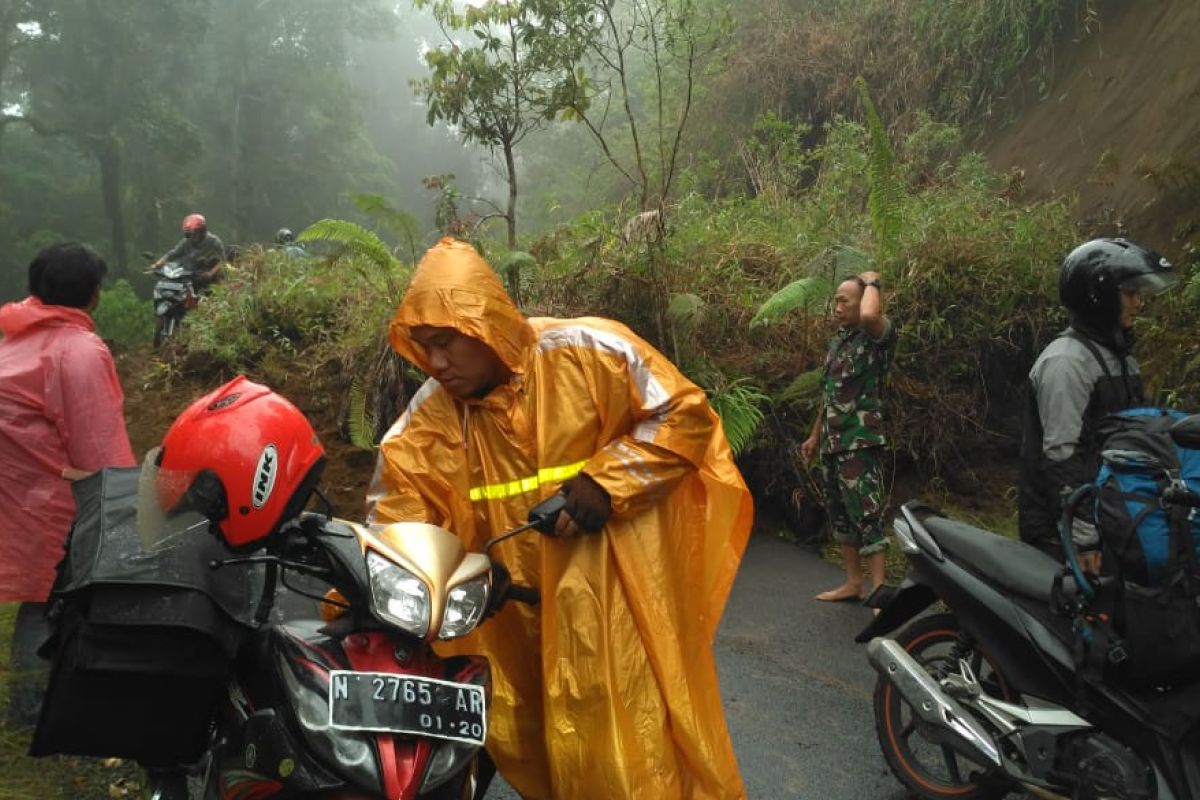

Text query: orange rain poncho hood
(370, 239), (753, 799)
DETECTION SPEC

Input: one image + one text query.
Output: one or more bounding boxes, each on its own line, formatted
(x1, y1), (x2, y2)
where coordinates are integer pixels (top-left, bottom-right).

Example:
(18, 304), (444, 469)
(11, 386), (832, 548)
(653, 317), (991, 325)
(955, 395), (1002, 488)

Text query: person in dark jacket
(1018, 238), (1176, 565)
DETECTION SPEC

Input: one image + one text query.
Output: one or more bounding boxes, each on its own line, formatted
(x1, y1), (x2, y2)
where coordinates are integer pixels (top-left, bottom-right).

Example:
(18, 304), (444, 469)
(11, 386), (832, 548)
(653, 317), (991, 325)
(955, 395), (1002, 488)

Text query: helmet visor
(1120, 271), (1178, 297)
(136, 447), (209, 552)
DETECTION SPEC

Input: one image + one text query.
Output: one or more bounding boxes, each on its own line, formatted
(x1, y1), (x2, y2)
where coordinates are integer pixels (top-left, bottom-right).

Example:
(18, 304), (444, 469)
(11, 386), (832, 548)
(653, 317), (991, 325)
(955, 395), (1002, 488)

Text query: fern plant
(855, 76), (904, 269)
(347, 192), (424, 264)
(347, 374), (378, 450)
(750, 276), (831, 328)
(706, 377), (769, 456)
(298, 219), (407, 302)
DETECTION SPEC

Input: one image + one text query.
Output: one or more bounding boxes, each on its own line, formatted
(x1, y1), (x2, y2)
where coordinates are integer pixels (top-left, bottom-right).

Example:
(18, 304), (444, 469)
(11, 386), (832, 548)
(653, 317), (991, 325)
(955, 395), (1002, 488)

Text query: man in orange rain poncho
(366, 238), (753, 799)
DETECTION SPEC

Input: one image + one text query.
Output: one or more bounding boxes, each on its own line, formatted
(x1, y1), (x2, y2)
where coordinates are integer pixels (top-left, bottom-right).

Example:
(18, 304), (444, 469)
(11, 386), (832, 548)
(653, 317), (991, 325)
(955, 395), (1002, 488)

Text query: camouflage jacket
(820, 319), (897, 454)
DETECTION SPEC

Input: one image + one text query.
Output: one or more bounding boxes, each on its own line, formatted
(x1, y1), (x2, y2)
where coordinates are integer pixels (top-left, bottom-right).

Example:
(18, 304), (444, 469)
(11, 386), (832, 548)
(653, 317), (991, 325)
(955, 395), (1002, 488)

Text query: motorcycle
(33, 461), (559, 800)
(149, 260), (197, 346)
(858, 415), (1200, 800)
(151, 493), (560, 800)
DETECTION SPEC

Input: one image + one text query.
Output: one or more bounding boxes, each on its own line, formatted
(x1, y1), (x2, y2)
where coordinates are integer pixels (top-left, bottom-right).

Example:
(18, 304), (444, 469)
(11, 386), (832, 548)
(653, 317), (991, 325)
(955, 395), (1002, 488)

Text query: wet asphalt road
(483, 532), (911, 800)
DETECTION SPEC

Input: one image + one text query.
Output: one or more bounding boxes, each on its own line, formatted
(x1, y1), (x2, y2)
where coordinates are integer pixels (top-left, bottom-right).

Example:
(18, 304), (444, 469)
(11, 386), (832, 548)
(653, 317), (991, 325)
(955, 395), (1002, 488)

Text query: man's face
(186, 228), (206, 245)
(409, 325), (511, 399)
(833, 279), (863, 329)
(1119, 287), (1145, 329)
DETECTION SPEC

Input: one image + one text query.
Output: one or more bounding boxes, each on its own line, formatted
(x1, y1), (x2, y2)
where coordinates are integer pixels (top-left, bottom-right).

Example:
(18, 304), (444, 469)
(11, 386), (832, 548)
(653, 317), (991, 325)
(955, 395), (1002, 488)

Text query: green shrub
(94, 279), (153, 346)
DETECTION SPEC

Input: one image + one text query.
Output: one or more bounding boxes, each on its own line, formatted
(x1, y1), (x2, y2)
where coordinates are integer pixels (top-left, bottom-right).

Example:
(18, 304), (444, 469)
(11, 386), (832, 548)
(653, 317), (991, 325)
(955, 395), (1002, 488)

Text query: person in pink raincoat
(0, 242), (136, 725)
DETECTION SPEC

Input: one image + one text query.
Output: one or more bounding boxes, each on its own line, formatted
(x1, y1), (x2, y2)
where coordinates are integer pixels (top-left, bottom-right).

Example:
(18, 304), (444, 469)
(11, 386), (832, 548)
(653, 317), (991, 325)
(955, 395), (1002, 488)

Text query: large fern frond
(707, 378), (769, 456)
(750, 276), (832, 328)
(299, 219), (398, 273)
(347, 193), (423, 262)
(347, 374), (378, 451)
(855, 76), (904, 265)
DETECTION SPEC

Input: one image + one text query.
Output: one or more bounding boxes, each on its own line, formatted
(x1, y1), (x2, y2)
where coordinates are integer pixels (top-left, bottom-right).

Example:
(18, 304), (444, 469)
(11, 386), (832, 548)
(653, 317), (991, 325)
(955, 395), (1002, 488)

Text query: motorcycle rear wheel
(872, 613), (1012, 800)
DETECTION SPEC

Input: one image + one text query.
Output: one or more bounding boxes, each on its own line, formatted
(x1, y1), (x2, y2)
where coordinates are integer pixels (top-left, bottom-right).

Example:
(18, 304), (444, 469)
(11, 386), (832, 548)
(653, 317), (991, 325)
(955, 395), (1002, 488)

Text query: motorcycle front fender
(854, 579), (937, 643)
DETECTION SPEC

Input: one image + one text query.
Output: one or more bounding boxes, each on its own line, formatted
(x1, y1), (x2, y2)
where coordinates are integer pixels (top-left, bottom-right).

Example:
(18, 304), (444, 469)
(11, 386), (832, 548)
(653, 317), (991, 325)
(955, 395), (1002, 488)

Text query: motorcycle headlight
(366, 550), (430, 637)
(439, 576), (490, 640)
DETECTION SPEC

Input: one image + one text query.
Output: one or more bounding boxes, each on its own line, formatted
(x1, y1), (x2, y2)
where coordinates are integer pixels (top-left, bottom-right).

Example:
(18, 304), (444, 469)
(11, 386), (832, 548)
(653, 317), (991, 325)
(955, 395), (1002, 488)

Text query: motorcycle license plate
(156, 281), (187, 292)
(328, 671), (487, 746)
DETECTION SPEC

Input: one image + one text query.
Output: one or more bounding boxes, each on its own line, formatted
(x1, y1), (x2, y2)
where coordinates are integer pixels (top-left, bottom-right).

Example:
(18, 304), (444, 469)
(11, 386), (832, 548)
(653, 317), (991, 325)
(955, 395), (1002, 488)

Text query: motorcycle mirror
(141, 251), (156, 261)
(1169, 415), (1200, 451)
(527, 492), (567, 534)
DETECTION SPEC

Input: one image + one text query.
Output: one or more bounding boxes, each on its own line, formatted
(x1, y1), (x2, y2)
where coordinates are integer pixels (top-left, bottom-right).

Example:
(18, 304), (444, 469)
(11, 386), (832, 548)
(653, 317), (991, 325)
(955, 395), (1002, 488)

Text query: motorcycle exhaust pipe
(866, 637), (1003, 769)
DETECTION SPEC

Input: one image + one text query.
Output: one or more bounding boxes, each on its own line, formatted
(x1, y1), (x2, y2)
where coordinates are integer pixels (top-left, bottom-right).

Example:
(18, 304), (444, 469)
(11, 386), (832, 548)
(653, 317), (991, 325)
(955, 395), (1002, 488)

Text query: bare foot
(815, 584), (865, 602)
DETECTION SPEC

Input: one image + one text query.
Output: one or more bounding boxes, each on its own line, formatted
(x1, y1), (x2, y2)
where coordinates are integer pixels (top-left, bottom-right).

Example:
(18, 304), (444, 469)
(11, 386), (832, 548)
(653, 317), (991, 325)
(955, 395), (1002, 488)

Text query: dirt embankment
(985, 0), (1200, 251)
(116, 346), (376, 520)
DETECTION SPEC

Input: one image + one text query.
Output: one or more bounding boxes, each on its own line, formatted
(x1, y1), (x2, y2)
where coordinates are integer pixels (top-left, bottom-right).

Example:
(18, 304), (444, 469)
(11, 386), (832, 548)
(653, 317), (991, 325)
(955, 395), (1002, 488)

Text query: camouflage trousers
(822, 447), (888, 555)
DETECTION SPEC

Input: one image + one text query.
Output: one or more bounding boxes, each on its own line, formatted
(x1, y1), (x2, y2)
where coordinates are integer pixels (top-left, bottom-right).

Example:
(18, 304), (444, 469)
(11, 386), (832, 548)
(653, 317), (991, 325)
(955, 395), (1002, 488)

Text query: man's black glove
(555, 473), (612, 536)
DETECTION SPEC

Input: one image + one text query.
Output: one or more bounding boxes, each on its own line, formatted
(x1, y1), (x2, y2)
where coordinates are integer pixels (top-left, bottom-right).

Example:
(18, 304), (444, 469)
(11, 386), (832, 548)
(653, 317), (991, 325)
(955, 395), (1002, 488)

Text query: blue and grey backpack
(1090, 407), (1200, 686)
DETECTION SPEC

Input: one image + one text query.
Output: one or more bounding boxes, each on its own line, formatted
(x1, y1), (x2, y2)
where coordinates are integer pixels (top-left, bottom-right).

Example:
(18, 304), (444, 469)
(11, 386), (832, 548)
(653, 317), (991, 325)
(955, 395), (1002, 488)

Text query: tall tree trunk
(504, 139), (518, 250)
(94, 136), (128, 275)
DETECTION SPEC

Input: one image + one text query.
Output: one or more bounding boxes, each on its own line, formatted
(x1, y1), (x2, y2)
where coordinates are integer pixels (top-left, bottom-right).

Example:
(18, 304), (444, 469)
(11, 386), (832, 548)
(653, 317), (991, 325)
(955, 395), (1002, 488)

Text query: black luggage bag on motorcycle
(30, 468), (257, 767)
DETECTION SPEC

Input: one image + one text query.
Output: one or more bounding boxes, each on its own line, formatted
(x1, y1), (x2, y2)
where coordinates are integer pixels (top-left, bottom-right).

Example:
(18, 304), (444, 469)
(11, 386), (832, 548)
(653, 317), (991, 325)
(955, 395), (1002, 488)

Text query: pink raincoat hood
(0, 296), (96, 338)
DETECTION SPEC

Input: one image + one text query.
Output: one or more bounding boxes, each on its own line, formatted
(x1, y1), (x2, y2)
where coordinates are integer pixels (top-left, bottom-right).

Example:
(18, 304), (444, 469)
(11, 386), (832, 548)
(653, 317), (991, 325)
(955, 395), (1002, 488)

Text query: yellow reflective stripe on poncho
(469, 459), (588, 501)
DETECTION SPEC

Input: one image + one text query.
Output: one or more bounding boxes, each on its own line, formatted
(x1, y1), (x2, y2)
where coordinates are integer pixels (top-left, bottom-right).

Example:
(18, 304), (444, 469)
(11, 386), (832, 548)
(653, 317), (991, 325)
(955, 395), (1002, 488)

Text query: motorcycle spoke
(899, 715), (919, 741)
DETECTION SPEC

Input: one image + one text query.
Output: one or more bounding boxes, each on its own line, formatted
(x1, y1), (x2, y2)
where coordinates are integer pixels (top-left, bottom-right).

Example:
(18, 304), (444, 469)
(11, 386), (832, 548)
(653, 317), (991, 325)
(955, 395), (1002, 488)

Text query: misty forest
(1, 0), (1200, 793)
(3, 0), (1200, 621)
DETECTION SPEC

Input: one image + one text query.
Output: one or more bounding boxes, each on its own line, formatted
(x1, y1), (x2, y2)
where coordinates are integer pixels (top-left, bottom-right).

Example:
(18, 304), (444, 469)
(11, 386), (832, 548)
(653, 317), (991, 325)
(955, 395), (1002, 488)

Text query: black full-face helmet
(276, 228), (295, 245)
(1059, 238), (1176, 331)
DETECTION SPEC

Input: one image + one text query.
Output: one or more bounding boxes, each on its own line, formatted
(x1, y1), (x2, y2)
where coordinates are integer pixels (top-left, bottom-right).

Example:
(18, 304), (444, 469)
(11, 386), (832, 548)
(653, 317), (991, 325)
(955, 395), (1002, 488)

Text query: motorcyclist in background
(275, 227), (308, 260)
(150, 214), (227, 290)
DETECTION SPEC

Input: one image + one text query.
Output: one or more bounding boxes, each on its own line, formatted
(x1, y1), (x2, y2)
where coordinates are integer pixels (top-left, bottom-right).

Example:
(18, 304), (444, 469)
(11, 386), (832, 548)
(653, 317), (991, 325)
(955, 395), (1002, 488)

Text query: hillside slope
(985, 0), (1200, 250)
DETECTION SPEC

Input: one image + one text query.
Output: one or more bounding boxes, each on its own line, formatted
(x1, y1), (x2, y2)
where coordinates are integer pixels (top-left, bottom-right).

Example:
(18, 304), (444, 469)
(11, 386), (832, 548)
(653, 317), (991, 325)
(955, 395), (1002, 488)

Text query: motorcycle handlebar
(506, 584), (541, 607)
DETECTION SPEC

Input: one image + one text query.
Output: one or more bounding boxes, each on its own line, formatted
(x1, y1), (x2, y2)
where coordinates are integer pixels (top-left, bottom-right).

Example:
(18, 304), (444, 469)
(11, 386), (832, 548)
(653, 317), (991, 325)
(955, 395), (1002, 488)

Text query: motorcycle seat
(922, 516), (1062, 602)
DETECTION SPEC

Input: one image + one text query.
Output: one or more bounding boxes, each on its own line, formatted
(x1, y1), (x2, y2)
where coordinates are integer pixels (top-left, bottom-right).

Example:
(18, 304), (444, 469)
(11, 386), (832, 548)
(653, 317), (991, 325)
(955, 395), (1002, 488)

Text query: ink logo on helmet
(252, 444), (279, 509)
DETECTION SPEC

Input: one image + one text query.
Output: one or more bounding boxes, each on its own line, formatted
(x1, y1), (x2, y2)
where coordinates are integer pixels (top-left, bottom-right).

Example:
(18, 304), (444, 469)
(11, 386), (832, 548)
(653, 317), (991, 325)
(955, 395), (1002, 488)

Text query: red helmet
(182, 213), (207, 234)
(153, 376), (325, 548)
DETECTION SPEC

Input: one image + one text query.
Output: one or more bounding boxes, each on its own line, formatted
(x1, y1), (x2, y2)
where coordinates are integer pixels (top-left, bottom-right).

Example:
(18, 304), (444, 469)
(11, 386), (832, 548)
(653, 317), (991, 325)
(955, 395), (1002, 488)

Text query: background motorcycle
(146, 259), (197, 346)
(857, 417), (1200, 800)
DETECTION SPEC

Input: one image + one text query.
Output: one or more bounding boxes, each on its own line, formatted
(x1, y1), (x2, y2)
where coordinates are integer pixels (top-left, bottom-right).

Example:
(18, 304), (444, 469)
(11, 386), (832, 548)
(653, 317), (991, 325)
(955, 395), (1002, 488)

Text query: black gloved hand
(555, 473), (612, 536)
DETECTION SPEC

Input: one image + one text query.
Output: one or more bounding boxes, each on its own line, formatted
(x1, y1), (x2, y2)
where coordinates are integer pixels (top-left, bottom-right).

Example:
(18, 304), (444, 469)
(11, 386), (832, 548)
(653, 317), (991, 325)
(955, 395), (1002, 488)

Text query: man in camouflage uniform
(802, 270), (897, 601)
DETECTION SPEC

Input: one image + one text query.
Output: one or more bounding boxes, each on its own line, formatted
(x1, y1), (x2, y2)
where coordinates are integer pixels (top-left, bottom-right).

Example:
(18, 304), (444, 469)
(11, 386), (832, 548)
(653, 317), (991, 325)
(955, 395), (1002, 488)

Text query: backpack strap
(1061, 330), (1135, 408)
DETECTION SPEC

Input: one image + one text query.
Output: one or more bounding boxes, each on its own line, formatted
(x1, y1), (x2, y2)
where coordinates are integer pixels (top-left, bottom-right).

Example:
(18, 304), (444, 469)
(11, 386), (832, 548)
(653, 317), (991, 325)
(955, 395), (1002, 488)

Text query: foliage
(526, 114), (1076, 477)
(412, 0), (566, 247)
(497, 250), (538, 306)
(749, 277), (831, 328)
(1137, 252), (1200, 409)
(346, 193), (423, 264)
(855, 77), (903, 266)
(347, 374), (378, 450)
(705, 376), (769, 456)
(93, 279), (153, 346)
(178, 249), (403, 376)
(543, 0), (734, 213)
(298, 219), (406, 303)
